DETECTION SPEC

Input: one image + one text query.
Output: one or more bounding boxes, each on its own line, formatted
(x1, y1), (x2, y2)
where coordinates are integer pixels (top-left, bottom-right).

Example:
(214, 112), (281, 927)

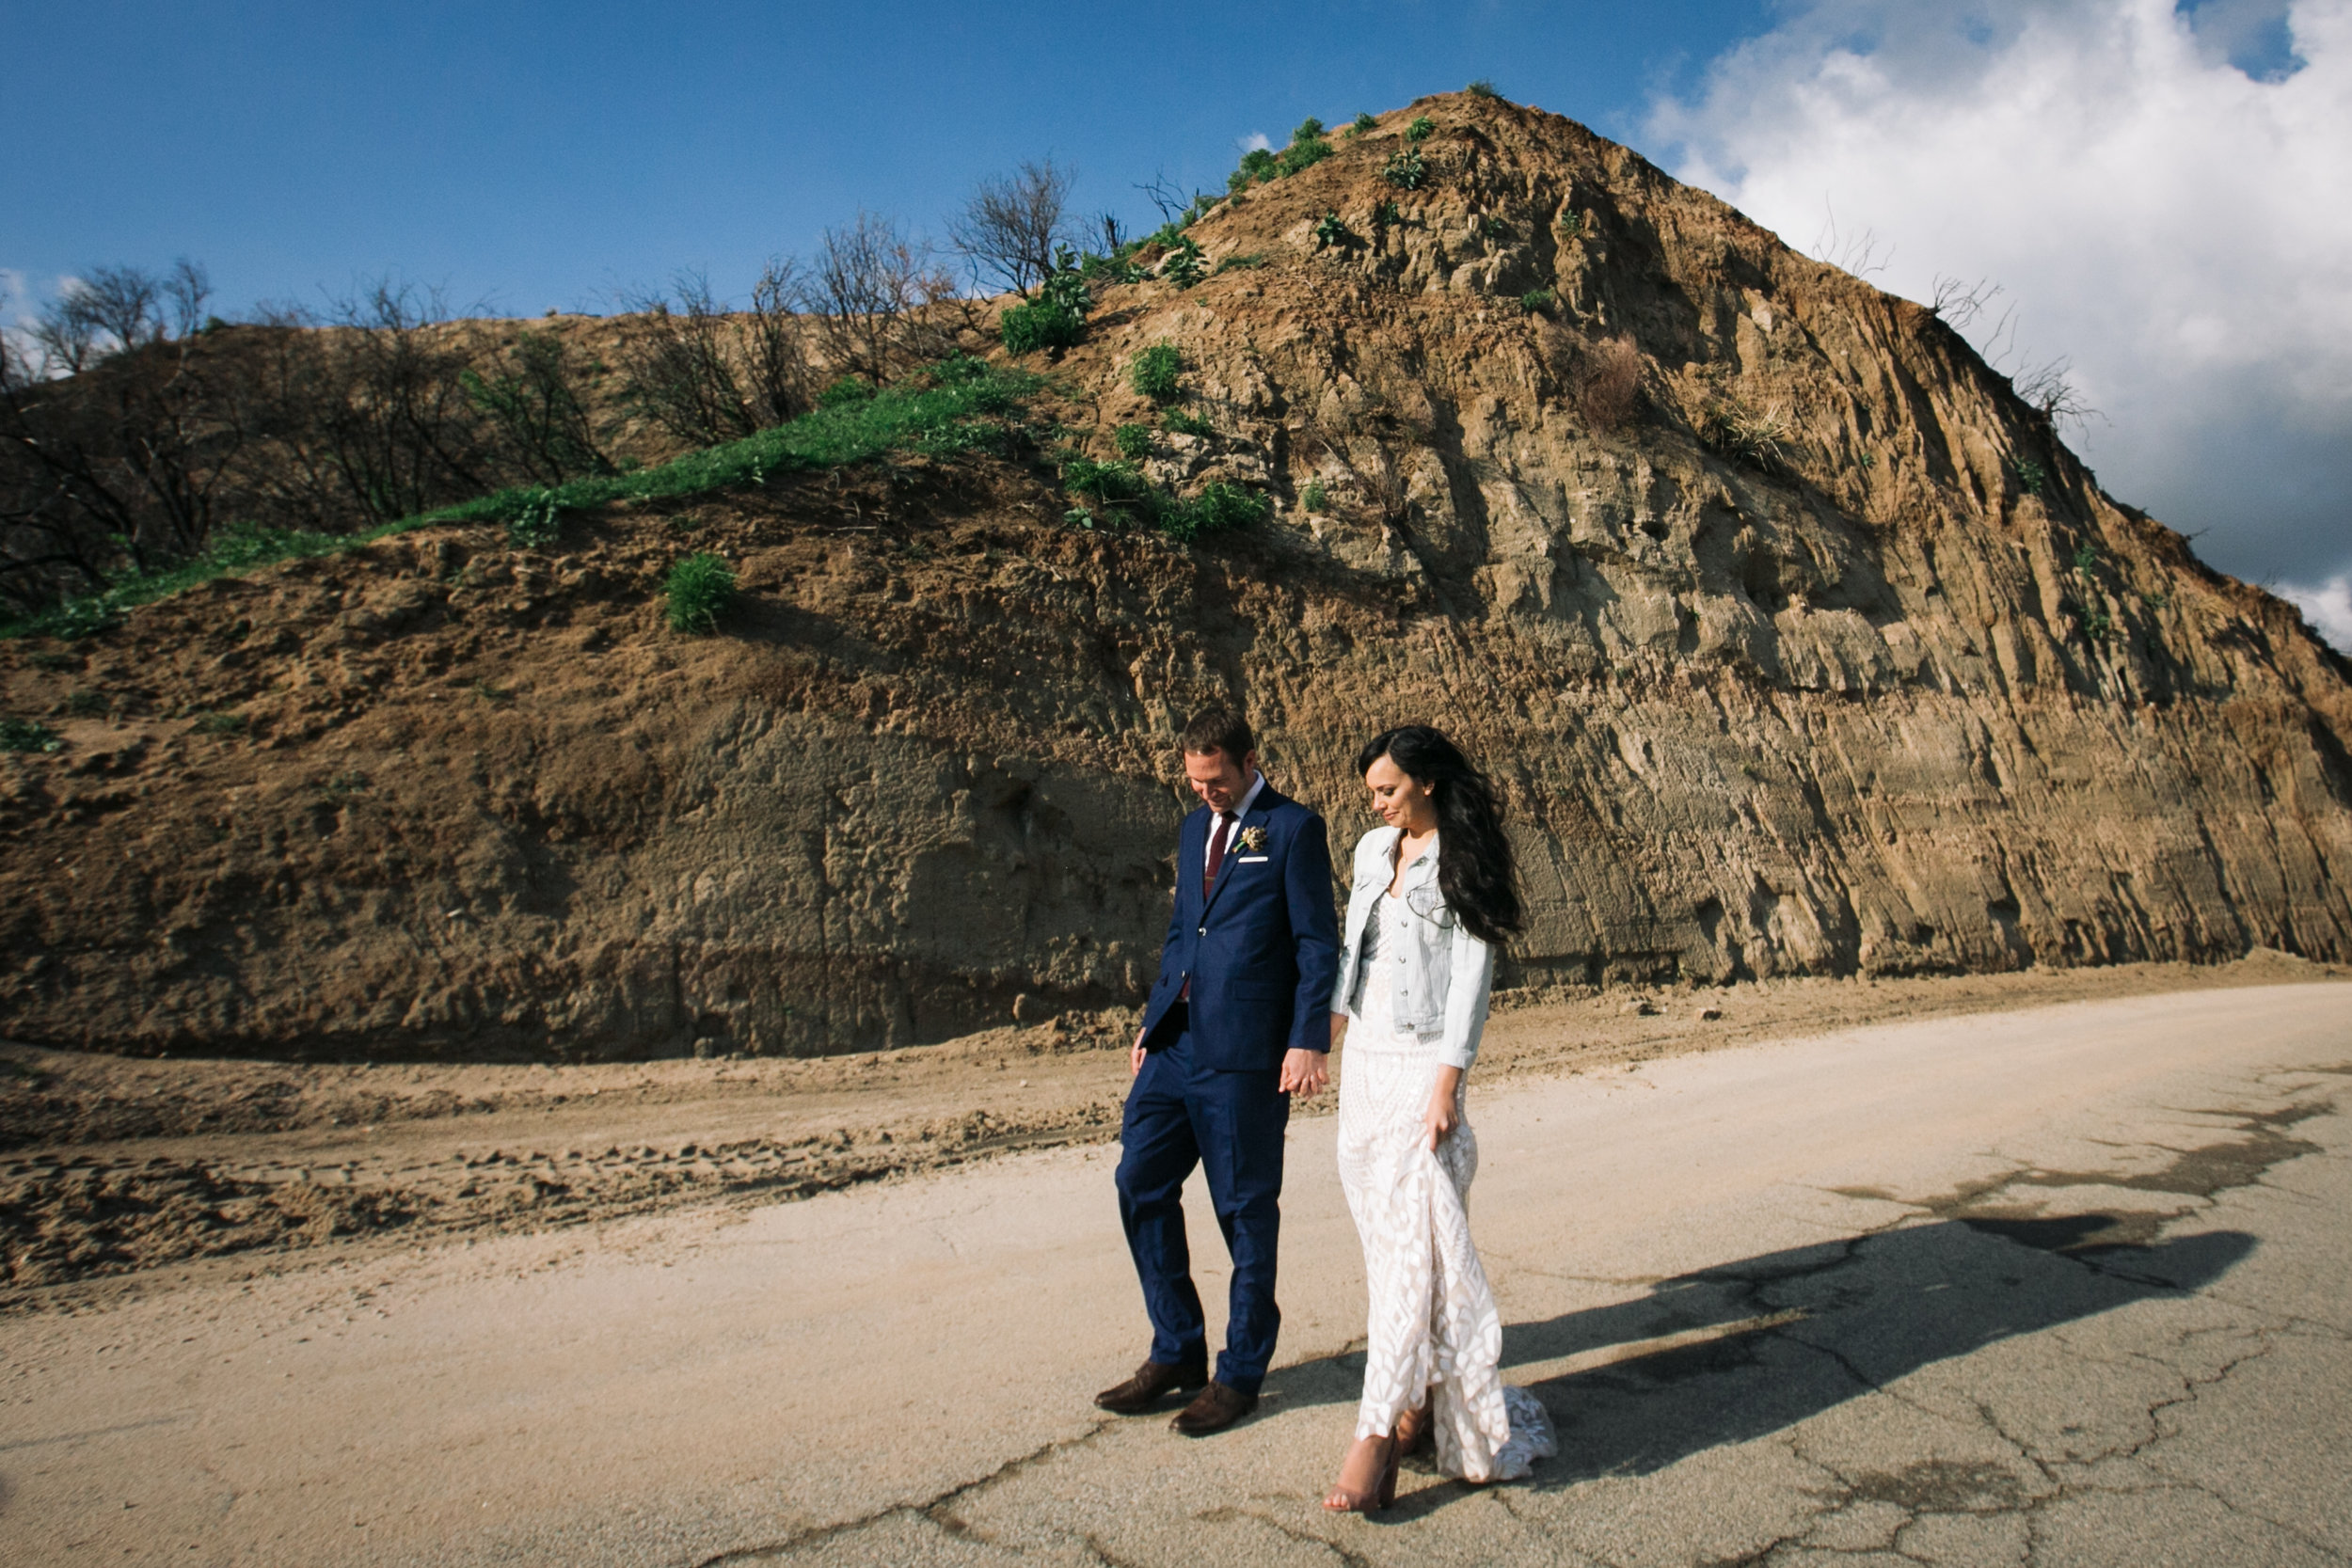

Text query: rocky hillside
(4, 92), (2347, 1061)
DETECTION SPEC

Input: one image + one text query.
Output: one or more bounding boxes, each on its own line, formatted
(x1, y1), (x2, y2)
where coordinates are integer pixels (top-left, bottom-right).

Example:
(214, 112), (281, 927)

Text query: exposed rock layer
(3, 94), (2347, 1058)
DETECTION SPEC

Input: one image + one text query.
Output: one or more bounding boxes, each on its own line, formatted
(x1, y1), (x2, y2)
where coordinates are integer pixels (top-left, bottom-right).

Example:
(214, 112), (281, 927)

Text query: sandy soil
(4, 950), (2342, 1312)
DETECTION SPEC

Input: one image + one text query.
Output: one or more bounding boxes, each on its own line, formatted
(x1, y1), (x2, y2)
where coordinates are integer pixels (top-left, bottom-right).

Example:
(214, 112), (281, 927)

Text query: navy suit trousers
(1114, 1030), (1290, 1393)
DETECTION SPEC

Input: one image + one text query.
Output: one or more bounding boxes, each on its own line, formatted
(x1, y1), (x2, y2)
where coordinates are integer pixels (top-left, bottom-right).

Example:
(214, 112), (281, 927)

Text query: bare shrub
(297, 281), (493, 523)
(805, 214), (961, 383)
(462, 328), (614, 485)
(612, 264), (809, 450)
(0, 261), (250, 603)
(1571, 333), (1645, 433)
(2012, 356), (2100, 435)
(948, 159), (1076, 299)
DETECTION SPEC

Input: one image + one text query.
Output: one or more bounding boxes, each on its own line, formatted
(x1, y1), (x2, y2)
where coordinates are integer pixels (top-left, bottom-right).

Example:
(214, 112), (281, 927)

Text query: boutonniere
(1238, 826), (1268, 853)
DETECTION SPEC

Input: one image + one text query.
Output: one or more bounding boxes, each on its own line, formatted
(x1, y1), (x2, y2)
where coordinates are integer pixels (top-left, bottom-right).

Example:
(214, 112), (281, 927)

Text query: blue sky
(2, 1), (1768, 316)
(6, 1), (2346, 641)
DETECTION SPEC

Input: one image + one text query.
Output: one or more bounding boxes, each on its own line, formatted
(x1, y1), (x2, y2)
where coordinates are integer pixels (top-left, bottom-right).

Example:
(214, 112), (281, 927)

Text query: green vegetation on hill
(3, 356), (1045, 640)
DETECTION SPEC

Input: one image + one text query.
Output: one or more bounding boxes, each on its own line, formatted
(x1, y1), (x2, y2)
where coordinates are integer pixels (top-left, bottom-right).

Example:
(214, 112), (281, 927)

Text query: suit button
(1197, 927), (1207, 937)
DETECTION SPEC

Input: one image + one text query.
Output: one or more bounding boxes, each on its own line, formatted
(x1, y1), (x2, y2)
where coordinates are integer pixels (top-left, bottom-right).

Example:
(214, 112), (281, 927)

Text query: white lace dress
(1336, 892), (1556, 1482)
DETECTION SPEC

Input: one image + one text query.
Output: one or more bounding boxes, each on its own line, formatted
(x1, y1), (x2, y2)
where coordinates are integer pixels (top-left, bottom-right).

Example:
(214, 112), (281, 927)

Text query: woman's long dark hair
(1356, 724), (1522, 948)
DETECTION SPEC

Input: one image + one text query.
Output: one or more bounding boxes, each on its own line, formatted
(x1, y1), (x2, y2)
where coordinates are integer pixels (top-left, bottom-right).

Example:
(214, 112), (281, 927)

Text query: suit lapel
(1200, 786), (1280, 921)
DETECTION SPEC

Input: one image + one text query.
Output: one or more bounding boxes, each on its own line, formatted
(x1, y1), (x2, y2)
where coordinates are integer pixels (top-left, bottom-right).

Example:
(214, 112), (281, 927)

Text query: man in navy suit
(1094, 708), (1341, 1435)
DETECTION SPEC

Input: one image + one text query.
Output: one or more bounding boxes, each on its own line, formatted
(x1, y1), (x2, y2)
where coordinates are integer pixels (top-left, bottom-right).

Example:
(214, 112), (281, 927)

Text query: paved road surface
(6, 983), (2347, 1567)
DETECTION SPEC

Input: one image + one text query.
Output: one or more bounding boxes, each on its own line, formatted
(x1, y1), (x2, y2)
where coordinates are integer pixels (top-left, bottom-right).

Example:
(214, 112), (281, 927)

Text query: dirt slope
(2, 92), (2348, 1061)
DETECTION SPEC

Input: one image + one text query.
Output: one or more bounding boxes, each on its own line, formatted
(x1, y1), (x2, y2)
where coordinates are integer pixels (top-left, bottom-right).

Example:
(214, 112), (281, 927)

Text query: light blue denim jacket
(1327, 826), (1495, 1070)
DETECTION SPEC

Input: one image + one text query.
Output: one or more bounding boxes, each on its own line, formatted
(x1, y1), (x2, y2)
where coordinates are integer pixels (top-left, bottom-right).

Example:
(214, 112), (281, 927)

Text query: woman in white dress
(1323, 725), (1555, 1513)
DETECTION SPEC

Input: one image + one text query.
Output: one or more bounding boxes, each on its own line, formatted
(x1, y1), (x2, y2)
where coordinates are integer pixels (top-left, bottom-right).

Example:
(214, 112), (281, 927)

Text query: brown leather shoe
(1094, 1358), (1207, 1415)
(1169, 1380), (1259, 1436)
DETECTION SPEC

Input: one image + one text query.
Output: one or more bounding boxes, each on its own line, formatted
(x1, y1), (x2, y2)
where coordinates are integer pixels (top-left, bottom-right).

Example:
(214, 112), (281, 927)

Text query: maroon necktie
(1202, 812), (1234, 899)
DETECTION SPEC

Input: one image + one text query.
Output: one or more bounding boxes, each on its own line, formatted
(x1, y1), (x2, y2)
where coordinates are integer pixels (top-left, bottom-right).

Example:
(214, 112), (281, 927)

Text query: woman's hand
(1422, 1065), (1464, 1150)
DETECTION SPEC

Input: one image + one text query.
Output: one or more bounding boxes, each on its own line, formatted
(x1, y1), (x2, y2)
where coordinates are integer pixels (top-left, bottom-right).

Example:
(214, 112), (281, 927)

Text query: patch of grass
(1382, 148), (1428, 190)
(1559, 211), (1584, 236)
(818, 376), (873, 408)
(1376, 199), (1404, 227)
(1703, 392), (1797, 470)
(28, 652), (81, 672)
(1519, 288), (1555, 315)
(1301, 480), (1328, 513)
(62, 689), (109, 717)
(190, 711), (247, 737)
(1162, 409), (1214, 438)
(1406, 116), (1436, 142)
(1466, 79), (1501, 99)
(1349, 113), (1377, 135)
(3, 356), (1044, 641)
(2071, 542), (2100, 577)
(1214, 253), (1267, 275)
(1483, 215), (1511, 239)
(664, 552), (737, 635)
(1112, 424), (1153, 460)
(2018, 459), (2049, 497)
(471, 679), (513, 704)
(1132, 345), (1184, 404)
(0, 718), (63, 754)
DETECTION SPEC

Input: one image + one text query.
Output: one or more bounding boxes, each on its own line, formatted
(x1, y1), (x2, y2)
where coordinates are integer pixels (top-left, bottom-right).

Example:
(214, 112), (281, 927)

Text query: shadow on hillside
(1262, 1215), (2255, 1519)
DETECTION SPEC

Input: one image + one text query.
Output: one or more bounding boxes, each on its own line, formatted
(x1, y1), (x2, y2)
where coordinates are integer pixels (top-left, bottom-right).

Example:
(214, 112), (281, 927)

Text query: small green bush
(506, 490), (564, 548)
(1162, 238), (1206, 289)
(2019, 460), (2049, 497)
(1559, 211), (1584, 236)
(1112, 424), (1153, 460)
(1382, 149), (1428, 190)
(1214, 253), (1267, 275)
(1301, 480), (1328, 513)
(191, 711), (247, 737)
(1349, 112), (1377, 135)
(62, 689), (108, 717)
(1000, 300), (1085, 356)
(2071, 542), (2100, 577)
(665, 552), (737, 635)
(1406, 116), (1436, 142)
(1063, 457), (1149, 506)
(1293, 117), (1325, 141)
(1314, 211), (1352, 247)
(1519, 288), (1555, 315)
(1279, 136), (1333, 177)
(1162, 409), (1214, 438)
(1376, 199), (1403, 226)
(1483, 215), (1511, 239)
(1063, 507), (1097, 531)
(1132, 345), (1184, 403)
(1159, 483), (1269, 542)
(0, 718), (63, 754)
(1466, 79), (1500, 99)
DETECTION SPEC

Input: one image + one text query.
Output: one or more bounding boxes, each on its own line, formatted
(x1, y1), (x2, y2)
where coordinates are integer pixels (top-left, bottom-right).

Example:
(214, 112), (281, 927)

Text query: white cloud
(1238, 131), (1273, 153)
(1647, 0), (2352, 590)
(2280, 574), (2352, 652)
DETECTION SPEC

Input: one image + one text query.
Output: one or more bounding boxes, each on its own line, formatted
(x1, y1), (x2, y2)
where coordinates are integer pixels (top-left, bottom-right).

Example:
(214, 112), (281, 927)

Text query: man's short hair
(1181, 707), (1255, 761)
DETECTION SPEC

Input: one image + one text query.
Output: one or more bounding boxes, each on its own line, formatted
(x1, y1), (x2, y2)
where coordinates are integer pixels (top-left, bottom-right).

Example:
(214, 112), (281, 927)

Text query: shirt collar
(1222, 770), (1267, 821)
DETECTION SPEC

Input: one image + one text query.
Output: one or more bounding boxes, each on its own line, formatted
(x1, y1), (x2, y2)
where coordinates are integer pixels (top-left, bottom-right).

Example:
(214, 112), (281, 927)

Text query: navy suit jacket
(1138, 782), (1341, 1072)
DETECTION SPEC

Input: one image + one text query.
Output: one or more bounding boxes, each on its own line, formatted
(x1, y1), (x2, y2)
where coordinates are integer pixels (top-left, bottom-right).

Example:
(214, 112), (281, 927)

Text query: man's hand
(1132, 1028), (1149, 1077)
(1280, 1048), (1329, 1098)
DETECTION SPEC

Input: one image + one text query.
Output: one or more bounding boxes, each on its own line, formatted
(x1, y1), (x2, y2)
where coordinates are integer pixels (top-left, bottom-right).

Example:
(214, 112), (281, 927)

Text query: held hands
(1422, 1065), (1466, 1150)
(1280, 1047), (1329, 1098)
(1130, 1031), (1332, 1097)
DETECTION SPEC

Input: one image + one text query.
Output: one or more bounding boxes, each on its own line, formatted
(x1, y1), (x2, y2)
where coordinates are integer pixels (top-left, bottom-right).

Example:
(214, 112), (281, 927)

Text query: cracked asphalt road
(5, 981), (2346, 1567)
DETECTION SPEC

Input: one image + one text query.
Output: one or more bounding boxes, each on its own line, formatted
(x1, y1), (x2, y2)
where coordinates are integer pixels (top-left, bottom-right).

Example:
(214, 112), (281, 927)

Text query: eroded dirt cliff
(4, 93), (2347, 1059)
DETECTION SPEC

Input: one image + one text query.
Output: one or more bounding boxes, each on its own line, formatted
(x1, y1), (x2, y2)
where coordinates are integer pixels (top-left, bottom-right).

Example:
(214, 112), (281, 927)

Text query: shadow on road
(1266, 1215), (2255, 1520)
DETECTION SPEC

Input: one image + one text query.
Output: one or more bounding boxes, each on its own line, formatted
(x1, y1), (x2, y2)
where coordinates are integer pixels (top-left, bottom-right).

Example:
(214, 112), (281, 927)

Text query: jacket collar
(1384, 827), (1440, 893)
(1201, 781), (1282, 915)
